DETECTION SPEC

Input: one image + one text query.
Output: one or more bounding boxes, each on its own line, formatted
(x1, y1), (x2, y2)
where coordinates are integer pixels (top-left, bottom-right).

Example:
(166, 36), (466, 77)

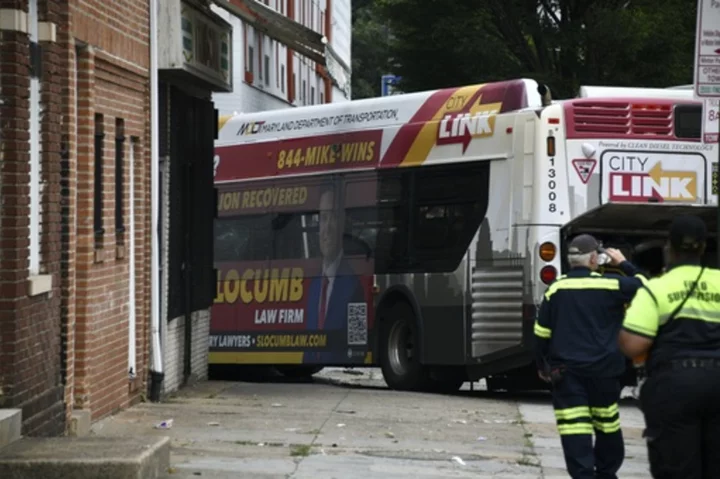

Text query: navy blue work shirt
(533, 261), (647, 377)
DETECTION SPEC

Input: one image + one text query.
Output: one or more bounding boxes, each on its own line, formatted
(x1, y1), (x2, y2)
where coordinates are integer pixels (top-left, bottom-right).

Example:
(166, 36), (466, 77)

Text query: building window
(302, 79), (306, 103)
(281, 65), (286, 93)
(94, 113), (105, 244)
(115, 118), (126, 241)
(258, 51), (263, 81)
(248, 45), (254, 74)
(264, 54), (270, 86)
(311, 86), (315, 105)
(320, 91), (324, 104)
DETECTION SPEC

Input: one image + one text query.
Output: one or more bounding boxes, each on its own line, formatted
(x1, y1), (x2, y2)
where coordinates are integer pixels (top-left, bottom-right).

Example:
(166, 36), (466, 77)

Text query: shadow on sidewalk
(208, 364), (641, 409)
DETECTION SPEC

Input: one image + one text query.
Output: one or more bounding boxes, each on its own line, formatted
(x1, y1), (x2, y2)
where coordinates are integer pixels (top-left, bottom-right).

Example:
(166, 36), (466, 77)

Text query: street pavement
(91, 368), (650, 478)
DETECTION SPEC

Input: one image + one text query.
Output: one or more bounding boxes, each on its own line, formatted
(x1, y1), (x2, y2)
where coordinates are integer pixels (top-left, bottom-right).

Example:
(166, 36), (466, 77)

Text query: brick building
(0, 0), (350, 435)
(0, 0), (152, 435)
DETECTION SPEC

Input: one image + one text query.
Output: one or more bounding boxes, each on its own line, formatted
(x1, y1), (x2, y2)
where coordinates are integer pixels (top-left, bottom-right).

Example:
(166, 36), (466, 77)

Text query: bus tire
(380, 301), (429, 391)
(275, 365), (324, 379)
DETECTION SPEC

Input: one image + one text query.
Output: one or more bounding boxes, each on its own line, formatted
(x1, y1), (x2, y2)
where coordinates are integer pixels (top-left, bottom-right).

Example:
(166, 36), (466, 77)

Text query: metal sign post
(694, 0), (720, 265)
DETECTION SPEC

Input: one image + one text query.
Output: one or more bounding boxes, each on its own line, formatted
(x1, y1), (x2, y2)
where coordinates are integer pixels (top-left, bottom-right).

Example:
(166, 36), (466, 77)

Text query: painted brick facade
(161, 311), (210, 394)
(0, 0), (151, 435)
(159, 139), (211, 394)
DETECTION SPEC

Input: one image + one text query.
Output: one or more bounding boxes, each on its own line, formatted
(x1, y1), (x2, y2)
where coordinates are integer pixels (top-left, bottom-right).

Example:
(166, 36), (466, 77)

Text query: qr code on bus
(347, 302), (368, 346)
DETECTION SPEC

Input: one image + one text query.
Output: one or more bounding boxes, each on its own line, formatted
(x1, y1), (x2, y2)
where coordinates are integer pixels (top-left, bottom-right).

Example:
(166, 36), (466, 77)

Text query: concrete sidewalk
(316, 368), (650, 478)
(88, 368), (650, 478)
(92, 379), (541, 478)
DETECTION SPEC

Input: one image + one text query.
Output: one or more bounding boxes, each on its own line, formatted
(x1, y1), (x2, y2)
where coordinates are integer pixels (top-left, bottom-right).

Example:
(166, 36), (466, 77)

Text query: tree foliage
(352, 0), (696, 99)
(350, 0), (392, 99)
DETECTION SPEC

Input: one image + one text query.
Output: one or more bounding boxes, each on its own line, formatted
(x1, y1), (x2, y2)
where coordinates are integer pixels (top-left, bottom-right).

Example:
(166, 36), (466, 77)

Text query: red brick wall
(67, 0), (151, 421)
(0, 0), (66, 436)
(0, 0), (151, 434)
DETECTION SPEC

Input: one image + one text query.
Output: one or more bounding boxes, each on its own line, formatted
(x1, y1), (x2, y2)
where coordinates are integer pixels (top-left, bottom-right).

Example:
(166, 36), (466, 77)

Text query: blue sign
(381, 74), (403, 97)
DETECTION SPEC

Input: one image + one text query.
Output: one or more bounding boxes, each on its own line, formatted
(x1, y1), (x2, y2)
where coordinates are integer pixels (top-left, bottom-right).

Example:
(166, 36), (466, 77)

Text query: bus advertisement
(212, 79), (718, 393)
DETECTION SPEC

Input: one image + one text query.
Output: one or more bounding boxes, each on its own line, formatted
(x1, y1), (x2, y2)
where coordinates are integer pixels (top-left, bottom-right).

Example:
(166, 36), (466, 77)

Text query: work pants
(551, 372), (624, 479)
(640, 366), (720, 478)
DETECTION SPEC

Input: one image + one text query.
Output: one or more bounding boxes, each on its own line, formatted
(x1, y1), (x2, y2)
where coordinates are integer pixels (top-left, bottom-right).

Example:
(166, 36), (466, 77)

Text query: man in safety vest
(619, 214), (720, 478)
(534, 234), (647, 479)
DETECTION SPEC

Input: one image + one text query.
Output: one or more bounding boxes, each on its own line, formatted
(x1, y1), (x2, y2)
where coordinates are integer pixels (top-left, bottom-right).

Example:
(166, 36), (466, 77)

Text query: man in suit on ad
(305, 183), (366, 362)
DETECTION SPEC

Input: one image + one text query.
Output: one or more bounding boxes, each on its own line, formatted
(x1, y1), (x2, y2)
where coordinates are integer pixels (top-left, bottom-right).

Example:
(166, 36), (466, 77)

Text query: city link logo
(436, 100), (501, 153)
(610, 163), (697, 202)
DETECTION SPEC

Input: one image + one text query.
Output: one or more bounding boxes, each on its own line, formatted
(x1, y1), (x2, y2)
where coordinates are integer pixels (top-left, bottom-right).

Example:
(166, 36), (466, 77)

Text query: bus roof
(217, 79), (541, 145)
(214, 79), (541, 182)
(579, 85), (696, 100)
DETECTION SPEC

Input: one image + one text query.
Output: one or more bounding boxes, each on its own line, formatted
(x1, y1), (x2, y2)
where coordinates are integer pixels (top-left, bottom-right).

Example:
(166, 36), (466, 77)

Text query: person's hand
(605, 247), (626, 266)
(538, 370), (550, 383)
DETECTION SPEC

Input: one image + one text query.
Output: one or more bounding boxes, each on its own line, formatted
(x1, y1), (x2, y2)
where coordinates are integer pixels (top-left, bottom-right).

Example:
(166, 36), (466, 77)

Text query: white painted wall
(210, 0), (352, 111)
(28, 0), (42, 276)
(330, 0), (351, 72)
(211, 6), (293, 116)
(162, 311), (210, 394)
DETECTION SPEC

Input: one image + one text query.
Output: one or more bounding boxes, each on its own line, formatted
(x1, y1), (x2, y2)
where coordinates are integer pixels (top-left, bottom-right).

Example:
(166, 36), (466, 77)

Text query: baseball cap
(568, 234), (601, 255)
(668, 214), (707, 252)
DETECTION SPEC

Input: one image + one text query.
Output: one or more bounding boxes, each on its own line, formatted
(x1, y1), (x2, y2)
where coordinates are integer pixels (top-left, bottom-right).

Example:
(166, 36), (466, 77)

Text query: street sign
(694, 0), (720, 97)
(703, 98), (720, 142)
(381, 74), (403, 97)
(571, 159), (596, 184)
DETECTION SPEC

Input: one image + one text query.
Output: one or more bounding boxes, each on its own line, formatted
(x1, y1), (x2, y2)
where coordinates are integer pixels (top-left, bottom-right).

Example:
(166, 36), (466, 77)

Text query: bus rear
(560, 95), (718, 270)
(480, 90), (719, 391)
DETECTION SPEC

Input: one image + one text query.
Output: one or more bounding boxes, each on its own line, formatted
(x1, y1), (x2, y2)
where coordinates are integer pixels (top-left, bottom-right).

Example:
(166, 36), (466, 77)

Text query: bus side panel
(372, 161), (495, 366)
(465, 114), (531, 364)
(210, 174), (377, 367)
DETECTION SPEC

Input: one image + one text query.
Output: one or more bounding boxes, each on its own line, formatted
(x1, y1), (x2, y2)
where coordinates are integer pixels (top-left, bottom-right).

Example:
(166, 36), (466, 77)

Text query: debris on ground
(451, 456), (466, 466)
(155, 419), (173, 429)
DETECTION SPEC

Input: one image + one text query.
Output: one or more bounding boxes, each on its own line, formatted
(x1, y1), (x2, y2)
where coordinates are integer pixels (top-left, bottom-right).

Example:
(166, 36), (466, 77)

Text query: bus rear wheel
(275, 365), (324, 379)
(380, 301), (429, 391)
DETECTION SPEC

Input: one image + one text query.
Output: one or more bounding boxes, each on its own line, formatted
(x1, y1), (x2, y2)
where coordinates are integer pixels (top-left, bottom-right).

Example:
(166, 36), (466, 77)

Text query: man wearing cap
(534, 234), (647, 479)
(619, 214), (720, 478)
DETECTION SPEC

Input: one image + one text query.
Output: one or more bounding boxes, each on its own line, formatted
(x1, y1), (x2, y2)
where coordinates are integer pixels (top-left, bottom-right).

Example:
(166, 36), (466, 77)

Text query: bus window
(271, 213), (307, 259)
(674, 104), (701, 139)
(214, 215), (272, 262)
(411, 163), (490, 271)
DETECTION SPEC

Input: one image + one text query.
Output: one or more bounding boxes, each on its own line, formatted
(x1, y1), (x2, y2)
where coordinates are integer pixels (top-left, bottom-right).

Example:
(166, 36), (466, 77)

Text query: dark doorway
(164, 85), (218, 383)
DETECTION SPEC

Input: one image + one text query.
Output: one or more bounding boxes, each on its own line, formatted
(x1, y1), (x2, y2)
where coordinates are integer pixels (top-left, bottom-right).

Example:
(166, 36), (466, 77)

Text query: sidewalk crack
(286, 386), (353, 478)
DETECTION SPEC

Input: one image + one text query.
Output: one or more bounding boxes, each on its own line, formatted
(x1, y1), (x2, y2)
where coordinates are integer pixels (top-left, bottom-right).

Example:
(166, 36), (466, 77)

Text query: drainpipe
(149, 0), (164, 401)
(128, 141), (137, 379)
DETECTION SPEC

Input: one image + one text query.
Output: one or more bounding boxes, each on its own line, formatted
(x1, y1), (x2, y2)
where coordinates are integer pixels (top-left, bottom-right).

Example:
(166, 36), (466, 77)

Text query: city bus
(211, 78), (719, 392)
